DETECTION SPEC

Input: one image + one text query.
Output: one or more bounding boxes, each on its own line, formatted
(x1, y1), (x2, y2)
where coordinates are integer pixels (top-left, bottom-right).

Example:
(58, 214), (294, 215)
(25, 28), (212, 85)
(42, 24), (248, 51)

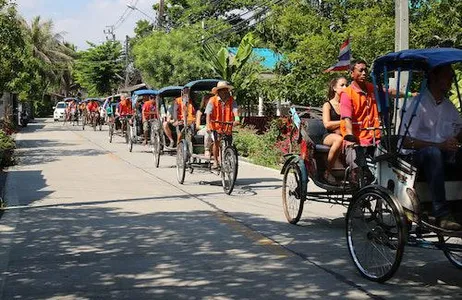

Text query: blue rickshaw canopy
(373, 48), (462, 75)
(158, 86), (183, 97)
(183, 79), (221, 92)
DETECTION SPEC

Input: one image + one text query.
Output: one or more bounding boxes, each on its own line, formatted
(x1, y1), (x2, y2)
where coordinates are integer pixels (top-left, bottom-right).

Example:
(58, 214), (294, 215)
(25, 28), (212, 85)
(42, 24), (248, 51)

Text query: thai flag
(324, 38), (351, 72)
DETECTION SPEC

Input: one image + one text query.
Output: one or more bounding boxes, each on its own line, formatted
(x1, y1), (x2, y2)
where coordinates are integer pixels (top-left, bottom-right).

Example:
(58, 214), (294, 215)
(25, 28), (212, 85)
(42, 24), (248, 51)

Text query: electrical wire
(200, 0), (285, 44)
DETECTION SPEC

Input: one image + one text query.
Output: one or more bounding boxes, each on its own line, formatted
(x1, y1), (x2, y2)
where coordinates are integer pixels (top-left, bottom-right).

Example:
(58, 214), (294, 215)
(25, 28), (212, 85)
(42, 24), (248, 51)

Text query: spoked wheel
(439, 235), (462, 269)
(346, 186), (406, 282)
(151, 129), (161, 168)
(109, 124), (114, 143)
(82, 118), (86, 130)
(176, 141), (188, 184)
(282, 162), (305, 224)
(221, 145), (238, 195)
(99, 118), (102, 131)
(124, 126), (129, 144)
(128, 126), (134, 152)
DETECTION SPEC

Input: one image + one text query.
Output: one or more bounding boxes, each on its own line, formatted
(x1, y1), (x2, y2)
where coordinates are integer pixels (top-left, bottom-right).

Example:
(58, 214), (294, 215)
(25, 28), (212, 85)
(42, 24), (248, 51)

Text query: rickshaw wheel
(176, 141), (187, 184)
(152, 130), (161, 168)
(109, 124), (113, 143)
(221, 145), (238, 195)
(128, 126), (134, 152)
(346, 186), (406, 282)
(439, 235), (462, 269)
(282, 162), (305, 224)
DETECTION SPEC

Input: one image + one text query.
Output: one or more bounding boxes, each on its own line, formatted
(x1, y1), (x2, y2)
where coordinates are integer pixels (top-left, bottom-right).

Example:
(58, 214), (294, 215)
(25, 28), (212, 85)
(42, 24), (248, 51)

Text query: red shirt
(119, 99), (133, 116)
(142, 100), (156, 120)
(87, 102), (98, 112)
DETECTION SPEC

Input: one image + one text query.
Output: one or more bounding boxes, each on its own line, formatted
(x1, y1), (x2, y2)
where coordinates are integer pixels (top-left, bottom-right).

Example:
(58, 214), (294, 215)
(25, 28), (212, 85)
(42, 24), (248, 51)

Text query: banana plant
(202, 32), (255, 82)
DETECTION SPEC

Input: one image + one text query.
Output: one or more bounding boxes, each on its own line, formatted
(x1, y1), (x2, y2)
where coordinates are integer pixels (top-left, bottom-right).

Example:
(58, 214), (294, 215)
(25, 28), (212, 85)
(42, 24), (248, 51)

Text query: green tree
(133, 26), (213, 88)
(0, 0), (26, 91)
(74, 41), (124, 95)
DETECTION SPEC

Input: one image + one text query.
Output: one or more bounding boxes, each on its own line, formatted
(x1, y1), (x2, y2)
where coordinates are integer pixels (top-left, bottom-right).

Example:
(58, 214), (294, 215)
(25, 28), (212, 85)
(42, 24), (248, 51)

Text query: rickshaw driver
(206, 81), (239, 169)
(340, 59), (380, 185)
(142, 94), (157, 145)
(401, 65), (462, 231)
(172, 88), (196, 144)
(116, 93), (133, 133)
(87, 99), (99, 123)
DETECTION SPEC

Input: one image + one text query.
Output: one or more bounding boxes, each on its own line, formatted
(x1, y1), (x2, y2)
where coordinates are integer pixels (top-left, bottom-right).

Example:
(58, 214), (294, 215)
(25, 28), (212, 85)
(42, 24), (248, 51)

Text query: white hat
(212, 81), (234, 94)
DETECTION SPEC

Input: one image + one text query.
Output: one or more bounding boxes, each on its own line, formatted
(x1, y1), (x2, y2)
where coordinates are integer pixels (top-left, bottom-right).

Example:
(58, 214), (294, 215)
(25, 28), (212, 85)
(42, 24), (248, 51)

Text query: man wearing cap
(206, 81), (239, 169)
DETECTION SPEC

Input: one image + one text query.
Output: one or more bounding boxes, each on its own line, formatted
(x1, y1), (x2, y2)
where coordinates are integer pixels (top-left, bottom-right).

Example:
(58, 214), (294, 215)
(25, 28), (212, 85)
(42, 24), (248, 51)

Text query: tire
(221, 146), (238, 195)
(152, 130), (161, 168)
(176, 141), (187, 184)
(109, 124), (113, 143)
(282, 162), (305, 224)
(99, 119), (102, 131)
(346, 186), (406, 282)
(439, 235), (462, 269)
(128, 126), (134, 152)
(124, 124), (129, 144)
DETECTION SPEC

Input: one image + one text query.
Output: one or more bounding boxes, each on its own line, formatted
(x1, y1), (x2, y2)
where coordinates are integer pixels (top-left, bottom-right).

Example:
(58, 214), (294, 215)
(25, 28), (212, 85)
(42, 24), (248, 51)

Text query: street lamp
(126, 4), (157, 23)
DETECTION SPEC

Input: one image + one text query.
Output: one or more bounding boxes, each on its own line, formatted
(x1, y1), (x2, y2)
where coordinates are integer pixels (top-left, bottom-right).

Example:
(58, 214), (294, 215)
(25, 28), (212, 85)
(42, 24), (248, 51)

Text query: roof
(373, 48), (462, 74)
(184, 79), (220, 91)
(158, 86), (183, 97)
(119, 83), (149, 93)
(228, 47), (284, 70)
(132, 89), (158, 96)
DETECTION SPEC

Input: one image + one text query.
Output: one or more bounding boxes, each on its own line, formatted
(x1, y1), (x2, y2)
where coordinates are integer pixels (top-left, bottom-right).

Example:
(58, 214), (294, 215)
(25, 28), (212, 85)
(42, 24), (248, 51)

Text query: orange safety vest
(340, 83), (380, 146)
(207, 95), (235, 134)
(175, 97), (195, 124)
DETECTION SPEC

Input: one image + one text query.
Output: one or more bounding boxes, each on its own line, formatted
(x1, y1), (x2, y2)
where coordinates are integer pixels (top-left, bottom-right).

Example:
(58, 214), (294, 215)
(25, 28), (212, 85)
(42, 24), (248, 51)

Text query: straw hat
(212, 81), (234, 94)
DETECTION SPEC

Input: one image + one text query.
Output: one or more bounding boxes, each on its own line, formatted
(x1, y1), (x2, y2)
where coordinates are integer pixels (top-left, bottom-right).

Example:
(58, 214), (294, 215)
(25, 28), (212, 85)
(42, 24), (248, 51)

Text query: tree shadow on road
(0, 199), (460, 299)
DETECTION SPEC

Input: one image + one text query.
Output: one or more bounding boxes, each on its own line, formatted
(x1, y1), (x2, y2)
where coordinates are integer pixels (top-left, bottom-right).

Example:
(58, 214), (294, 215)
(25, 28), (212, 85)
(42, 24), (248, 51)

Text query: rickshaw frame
(175, 79), (239, 195)
(127, 89), (158, 152)
(151, 86), (183, 168)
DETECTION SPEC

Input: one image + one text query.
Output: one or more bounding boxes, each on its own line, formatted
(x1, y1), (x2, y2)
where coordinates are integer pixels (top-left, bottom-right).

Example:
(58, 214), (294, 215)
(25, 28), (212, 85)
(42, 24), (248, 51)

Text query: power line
(200, 0), (285, 44)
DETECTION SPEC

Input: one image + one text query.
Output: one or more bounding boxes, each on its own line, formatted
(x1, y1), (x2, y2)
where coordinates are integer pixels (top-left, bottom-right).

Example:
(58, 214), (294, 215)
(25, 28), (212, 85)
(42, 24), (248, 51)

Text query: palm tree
(23, 16), (75, 97)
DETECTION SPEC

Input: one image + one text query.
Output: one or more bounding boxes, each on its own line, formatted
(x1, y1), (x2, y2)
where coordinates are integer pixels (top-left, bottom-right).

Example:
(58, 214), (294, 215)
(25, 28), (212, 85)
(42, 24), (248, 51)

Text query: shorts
(345, 145), (375, 169)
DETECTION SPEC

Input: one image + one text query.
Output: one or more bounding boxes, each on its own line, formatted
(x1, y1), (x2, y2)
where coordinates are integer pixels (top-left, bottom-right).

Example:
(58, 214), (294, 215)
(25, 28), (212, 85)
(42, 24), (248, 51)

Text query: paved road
(0, 119), (460, 299)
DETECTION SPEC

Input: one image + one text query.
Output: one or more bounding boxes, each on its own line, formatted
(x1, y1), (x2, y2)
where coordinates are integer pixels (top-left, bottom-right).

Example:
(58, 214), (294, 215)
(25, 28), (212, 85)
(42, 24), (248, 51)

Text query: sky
(16, 0), (158, 50)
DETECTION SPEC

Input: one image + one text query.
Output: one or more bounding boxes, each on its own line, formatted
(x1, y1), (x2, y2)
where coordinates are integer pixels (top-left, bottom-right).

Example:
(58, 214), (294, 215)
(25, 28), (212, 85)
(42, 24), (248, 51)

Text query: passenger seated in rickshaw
(401, 65), (462, 231)
(322, 77), (347, 184)
(340, 59), (381, 185)
(163, 102), (176, 148)
(142, 94), (157, 145)
(196, 93), (214, 157)
(206, 81), (239, 169)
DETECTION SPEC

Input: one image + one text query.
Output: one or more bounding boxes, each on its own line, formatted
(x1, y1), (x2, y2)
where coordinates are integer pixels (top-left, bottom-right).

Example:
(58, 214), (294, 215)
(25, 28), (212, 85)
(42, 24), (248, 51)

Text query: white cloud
(16, 0), (158, 50)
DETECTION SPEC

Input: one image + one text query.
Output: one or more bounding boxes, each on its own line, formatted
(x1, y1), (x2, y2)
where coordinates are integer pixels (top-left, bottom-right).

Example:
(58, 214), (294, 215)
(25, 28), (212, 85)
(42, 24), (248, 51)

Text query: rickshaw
(103, 94), (125, 143)
(151, 86), (183, 168)
(175, 79), (239, 195)
(82, 98), (103, 131)
(127, 89), (158, 152)
(63, 97), (79, 126)
(281, 48), (462, 283)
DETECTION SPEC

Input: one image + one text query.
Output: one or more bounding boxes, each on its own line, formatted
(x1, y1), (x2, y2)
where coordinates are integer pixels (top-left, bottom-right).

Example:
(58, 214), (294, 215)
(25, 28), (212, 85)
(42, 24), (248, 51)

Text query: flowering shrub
(234, 117), (300, 169)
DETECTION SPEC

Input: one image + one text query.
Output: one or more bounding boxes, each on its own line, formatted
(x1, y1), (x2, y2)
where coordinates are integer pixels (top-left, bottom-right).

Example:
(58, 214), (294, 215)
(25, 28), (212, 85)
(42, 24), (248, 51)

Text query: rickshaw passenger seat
(301, 118), (330, 152)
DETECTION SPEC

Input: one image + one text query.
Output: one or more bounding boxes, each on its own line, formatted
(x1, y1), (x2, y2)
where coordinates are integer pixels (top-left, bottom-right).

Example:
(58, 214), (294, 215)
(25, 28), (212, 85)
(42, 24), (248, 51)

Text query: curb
(238, 156), (281, 173)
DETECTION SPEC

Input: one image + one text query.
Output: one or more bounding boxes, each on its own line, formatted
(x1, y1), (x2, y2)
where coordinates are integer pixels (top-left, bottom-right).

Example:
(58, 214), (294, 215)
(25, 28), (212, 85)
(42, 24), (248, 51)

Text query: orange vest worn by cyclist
(207, 95), (236, 135)
(340, 83), (380, 146)
(175, 97), (195, 125)
(118, 98), (133, 116)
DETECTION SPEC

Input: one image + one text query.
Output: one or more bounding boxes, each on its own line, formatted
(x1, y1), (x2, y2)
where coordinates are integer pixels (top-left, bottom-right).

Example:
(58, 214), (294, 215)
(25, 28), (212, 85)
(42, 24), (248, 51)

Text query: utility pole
(394, 0), (409, 91)
(103, 25), (116, 41)
(124, 35), (130, 87)
(158, 0), (165, 29)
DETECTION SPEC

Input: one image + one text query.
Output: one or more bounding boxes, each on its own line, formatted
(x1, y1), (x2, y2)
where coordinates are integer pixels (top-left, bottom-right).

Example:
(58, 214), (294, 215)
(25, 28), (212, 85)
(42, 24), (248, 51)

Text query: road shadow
(0, 203), (460, 299)
(4, 170), (52, 206)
